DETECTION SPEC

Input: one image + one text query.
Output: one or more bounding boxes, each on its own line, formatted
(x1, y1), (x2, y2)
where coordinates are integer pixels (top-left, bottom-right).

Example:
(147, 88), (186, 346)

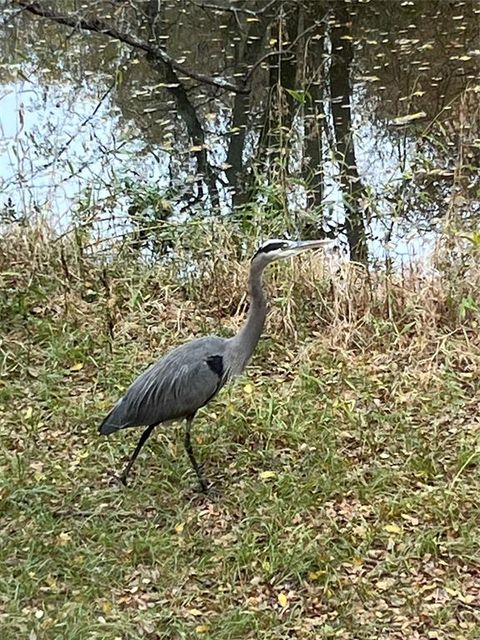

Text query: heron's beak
(289, 239), (331, 254)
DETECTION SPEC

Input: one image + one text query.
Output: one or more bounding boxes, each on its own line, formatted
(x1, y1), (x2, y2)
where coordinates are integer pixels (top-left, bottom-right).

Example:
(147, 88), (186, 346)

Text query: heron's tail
(98, 399), (127, 435)
(98, 415), (118, 435)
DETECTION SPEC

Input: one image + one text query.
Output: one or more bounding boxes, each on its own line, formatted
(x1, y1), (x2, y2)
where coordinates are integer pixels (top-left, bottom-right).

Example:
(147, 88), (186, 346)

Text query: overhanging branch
(13, 0), (247, 94)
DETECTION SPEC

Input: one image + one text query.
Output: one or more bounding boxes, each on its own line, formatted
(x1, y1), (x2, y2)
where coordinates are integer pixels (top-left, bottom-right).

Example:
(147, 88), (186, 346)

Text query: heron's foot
(191, 467), (208, 493)
(187, 478), (219, 500)
(191, 461), (208, 493)
(197, 471), (223, 498)
(116, 471), (130, 487)
(198, 477), (209, 494)
(205, 483), (221, 499)
(104, 469), (124, 487)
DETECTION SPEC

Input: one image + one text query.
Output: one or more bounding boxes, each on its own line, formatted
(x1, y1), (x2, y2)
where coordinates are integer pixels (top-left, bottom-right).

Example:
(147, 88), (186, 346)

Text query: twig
(41, 81), (115, 171)
(242, 18), (326, 90)
(2, 4), (28, 25)
(188, 0), (277, 18)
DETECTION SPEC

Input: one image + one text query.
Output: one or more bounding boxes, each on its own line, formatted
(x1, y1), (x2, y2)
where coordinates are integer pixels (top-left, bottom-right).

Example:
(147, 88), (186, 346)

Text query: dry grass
(1, 221), (479, 639)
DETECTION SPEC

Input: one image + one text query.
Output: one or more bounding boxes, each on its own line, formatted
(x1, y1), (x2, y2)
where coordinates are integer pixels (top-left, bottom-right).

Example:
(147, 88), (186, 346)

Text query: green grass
(1, 236), (480, 639)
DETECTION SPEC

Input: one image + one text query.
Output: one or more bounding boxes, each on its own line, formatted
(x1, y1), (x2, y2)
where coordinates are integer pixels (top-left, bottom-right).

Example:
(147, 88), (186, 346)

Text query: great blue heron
(99, 239), (329, 492)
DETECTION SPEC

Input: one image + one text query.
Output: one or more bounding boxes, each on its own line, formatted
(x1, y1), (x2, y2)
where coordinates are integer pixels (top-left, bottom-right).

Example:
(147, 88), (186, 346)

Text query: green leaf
(285, 88), (310, 105)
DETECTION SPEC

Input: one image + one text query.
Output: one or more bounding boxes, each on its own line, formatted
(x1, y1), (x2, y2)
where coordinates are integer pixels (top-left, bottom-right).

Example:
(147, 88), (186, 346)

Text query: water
(1, 0), (479, 263)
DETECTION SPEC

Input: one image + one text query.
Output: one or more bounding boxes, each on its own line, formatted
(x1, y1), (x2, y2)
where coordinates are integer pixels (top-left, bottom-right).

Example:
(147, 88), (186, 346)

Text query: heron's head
(252, 238), (330, 266)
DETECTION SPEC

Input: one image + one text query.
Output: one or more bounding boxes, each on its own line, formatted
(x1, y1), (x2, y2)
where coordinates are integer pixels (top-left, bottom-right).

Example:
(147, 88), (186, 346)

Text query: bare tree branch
(188, 0), (278, 18)
(41, 81), (115, 171)
(13, 0), (247, 94)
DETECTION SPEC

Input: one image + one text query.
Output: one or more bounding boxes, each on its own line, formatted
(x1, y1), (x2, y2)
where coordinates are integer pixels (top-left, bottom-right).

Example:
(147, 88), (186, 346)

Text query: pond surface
(1, 1), (479, 263)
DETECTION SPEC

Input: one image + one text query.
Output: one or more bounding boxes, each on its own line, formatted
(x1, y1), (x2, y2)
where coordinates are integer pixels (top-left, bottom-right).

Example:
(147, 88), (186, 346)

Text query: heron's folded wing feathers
(99, 338), (228, 434)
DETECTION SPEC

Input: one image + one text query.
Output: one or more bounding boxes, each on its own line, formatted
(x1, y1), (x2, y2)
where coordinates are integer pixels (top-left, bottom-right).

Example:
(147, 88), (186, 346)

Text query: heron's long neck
(232, 260), (267, 365)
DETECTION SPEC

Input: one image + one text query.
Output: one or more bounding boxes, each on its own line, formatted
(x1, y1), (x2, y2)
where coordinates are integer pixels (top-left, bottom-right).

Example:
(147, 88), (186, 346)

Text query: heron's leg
(184, 415), (208, 493)
(119, 424), (156, 486)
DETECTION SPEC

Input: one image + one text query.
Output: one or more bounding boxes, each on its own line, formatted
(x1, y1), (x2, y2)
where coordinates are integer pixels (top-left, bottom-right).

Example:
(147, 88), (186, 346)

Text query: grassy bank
(1, 223), (479, 639)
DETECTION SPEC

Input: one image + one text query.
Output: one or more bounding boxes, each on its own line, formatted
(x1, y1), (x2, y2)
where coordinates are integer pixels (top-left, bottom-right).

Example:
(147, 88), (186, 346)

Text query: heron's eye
(261, 241), (289, 253)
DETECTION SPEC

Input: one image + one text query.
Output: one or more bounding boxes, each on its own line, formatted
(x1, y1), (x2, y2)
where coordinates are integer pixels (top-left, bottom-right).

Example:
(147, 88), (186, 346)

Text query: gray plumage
(99, 238), (329, 492)
(100, 337), (229, 433)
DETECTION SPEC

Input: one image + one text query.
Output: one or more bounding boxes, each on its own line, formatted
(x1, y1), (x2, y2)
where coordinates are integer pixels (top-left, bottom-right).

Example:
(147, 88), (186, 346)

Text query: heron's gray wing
(99, 337), (228, 434)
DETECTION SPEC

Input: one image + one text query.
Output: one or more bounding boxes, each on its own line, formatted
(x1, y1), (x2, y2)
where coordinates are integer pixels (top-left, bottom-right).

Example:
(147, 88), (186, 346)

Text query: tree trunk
(329, 2), (368, 264)
(146, 2), (219, 209)
(301, 3), (327, 236)
(226, 12), (269, 211)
